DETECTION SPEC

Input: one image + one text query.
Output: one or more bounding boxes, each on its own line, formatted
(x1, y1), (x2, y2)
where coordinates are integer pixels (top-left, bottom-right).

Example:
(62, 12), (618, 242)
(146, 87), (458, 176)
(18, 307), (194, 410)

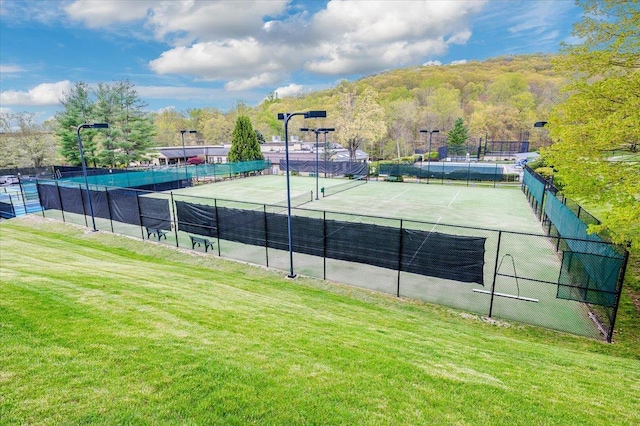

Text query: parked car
(0, 175), (19, 185)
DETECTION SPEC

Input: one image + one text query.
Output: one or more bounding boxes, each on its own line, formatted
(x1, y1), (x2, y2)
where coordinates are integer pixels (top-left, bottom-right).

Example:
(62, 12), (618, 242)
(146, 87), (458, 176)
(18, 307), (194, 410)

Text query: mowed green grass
(1, 217), (639, 425)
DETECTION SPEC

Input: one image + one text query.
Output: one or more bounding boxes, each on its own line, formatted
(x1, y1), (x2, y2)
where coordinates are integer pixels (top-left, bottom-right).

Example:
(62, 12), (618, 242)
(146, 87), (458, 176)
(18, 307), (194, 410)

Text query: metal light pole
(300, 127), (335, 200)
(419, 129), (439, 184)
(277, 111), (327, 278)
(180, 129), (197, 181)
(77, 123), (109, 231)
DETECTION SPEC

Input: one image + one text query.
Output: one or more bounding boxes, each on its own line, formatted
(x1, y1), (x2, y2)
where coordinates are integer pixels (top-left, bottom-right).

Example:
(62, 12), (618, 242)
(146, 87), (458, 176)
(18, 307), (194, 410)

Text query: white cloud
(64, 0), (155, 28)
(63, 1), (489, 86)
(272, 84), (306, 99)
(0, 64), (25, 73)
(450, 60), (468, 65)
(423, 61), (442, 67)
(225, 73), (281, 91)
(0, 81), (72, 106)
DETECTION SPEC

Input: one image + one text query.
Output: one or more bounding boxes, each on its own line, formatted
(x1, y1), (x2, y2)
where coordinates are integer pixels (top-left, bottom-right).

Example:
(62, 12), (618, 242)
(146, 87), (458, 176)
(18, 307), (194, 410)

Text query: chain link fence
(32, 175), (628, 342)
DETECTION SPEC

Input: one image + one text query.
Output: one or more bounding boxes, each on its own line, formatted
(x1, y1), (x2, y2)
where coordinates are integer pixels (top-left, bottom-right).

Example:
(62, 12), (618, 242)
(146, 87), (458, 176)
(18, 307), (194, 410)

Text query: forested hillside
(153, 54), (564, 159)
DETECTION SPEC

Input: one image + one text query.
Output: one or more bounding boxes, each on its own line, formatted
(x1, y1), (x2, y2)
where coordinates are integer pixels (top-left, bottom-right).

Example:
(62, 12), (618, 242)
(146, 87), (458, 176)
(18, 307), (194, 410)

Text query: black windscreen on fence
(139, 197), (172, 229)
(280, 160), (368, 176)
(37, 183), (171, 228)
(175, 201), (217, 236)
(176, 201), (486, 284)
(37, 183), (62, 210)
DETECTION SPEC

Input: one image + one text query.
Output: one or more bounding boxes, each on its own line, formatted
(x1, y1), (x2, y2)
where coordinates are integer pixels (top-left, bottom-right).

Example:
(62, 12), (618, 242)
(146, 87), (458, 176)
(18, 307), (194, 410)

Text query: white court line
(430, 216), (442, 232)
(391, 188), (410, 200)
(406, 216), (442, 266)
(447, 189), (461, 207)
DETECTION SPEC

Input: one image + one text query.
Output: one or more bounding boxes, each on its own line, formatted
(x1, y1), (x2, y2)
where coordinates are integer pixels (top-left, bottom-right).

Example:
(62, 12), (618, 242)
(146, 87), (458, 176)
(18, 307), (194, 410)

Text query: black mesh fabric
(401, 229), (485, 283)
(59, 186), (85, 215)
(139, 197), (172, 229)
(176, 201), (486, 284)
(108, 189), (141, 226)
(37, 183), (62, 210)
(175, 201), (217, 237)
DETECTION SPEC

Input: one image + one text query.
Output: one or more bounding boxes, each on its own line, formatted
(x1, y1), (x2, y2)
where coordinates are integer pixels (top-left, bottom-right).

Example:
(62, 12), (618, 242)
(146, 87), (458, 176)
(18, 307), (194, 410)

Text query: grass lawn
(1, 216), (639, 425)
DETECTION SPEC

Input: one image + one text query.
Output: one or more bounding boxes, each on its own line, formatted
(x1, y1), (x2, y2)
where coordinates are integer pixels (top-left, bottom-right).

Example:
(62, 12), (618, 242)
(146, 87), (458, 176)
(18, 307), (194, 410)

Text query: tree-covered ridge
(151, 54), (563, 158)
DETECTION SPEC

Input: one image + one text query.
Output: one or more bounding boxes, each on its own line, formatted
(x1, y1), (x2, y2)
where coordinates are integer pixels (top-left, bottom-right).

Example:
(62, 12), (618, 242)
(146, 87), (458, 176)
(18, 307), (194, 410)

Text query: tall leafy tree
(546, 0), (640, 247)
(55, 82), (97, 166)
(447, 118), (470, 156)
(335, 84), (386, 160)
(93, 80), (156, 167)
(0, 112), (58, 168)
(228, 116), (264, 162)
(55, 80), (155, 168)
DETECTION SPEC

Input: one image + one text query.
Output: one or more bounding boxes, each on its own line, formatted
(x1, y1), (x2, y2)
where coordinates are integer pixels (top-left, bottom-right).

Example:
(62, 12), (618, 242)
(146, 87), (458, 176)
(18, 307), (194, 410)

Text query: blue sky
(0, 0), (582, 124)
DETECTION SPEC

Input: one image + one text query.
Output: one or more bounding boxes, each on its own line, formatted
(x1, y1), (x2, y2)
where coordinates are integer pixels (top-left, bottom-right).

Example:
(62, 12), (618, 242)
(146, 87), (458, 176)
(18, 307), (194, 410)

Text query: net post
(489, 230), (502, 317)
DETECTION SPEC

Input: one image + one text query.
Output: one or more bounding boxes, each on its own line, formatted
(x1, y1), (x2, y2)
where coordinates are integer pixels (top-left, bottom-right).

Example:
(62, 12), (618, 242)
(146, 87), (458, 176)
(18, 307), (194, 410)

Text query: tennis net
(322, 175), (367, 198)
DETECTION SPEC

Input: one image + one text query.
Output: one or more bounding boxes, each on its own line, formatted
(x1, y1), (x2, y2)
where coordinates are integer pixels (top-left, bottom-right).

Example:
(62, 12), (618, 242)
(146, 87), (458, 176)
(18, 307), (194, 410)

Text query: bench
(190, 235), (214, 252)
(146, 227), (168, 240)
(385, 175), (403, 182)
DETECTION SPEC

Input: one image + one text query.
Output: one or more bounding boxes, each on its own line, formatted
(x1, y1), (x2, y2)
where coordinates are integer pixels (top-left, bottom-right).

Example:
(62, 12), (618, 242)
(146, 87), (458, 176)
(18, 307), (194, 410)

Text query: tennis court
(38, 173), (618, 339)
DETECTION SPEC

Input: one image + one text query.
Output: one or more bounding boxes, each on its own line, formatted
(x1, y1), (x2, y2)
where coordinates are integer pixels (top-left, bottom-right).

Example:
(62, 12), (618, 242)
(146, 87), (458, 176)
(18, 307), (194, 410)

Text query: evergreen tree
(54, 80), (155, 168)
(228, 116), (264, 162)
(447, 118), (469, 156)
(55, 82), (97, 166)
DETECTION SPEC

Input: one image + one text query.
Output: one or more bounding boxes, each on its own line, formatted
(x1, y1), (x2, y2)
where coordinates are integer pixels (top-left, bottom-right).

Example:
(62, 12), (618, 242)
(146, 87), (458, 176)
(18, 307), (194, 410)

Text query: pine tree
(228, 116), (264, 162)
(447, 118), (469, 156)
(55, 82), (97, 166)
(54, 80), (155, 168)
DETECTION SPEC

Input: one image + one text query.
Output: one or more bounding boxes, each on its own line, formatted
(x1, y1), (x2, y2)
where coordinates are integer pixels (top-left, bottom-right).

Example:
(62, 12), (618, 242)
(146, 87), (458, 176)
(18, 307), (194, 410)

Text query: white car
(0, 175), (19, 185)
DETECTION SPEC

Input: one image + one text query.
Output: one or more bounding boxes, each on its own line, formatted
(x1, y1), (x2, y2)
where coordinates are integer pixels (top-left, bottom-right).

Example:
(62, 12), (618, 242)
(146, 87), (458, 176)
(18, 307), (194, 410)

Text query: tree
(55, 80), (155, 168)
(335, 85), (386, 160)
(55, 82), (97, 166)
(545, 0), (640, 247)
(228, 116), (264, 162)
(0, 112), (58, 168)
(385, 99), (419, 159)
(447, 118), (470, 156)
(93, 80), (156, 167)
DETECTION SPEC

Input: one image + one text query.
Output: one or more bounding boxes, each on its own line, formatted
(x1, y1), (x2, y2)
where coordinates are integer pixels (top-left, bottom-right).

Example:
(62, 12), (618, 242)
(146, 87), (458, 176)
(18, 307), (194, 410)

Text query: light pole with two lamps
(277, 111), (327, 278)
(77, 123), (109, 232)
(180, 129), (198, 181)
(299, 127), (335, 200)
(419, 129), (439, 184)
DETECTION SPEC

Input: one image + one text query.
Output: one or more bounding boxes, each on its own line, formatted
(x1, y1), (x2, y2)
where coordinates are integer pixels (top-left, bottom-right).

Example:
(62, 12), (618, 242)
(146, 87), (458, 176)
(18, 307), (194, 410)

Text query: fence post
(608, 248), (630, 343)
(323, 211), (327, 280)
(105, 190), (114, 233)
(488, 230), (503, 318)
(263, 204), (269, 268)
(56, 182), (66, 223)
(135, 190), (144, 239)
(214, 199), (221, 256)
(170, 192), (179, 247)
(79, 183), (88, 228)
(396, 219), (404, 297)
(19, 182), (28, 214)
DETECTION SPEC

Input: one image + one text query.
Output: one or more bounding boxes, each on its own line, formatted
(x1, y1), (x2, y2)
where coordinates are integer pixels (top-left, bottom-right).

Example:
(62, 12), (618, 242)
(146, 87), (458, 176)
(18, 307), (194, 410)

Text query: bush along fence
(33, 178), (628, 342)
(521, 166), (629, 341)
